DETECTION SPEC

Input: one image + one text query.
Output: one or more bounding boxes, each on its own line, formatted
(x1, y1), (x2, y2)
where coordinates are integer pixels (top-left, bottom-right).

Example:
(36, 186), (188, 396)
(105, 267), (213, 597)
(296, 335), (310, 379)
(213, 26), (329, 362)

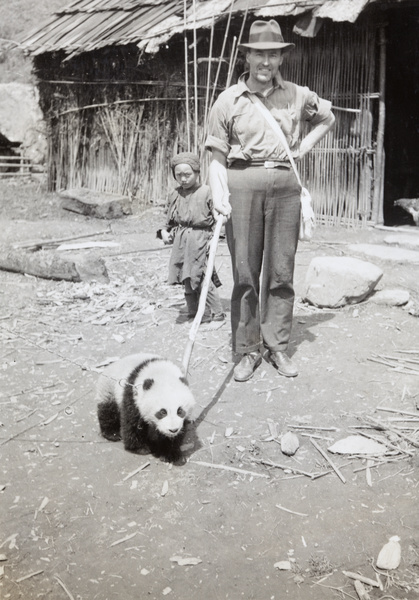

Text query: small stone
(274, 561), (292, 570)
(280, 432), (299, 456)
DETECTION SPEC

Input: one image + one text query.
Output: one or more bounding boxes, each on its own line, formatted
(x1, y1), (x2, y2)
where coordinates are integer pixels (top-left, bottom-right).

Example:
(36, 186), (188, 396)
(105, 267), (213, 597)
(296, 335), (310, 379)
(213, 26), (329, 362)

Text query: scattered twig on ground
(290, 425), (339, 431)
(0, 391), (89, 446)
(54, 575), (75, 600)
(352, 455), (406, 473)
(363, 415), (419, 449)
(251, 458), (316, 478)
(376, 406), (419, 418)
(16, 570), (44, 583)
(190, 460), (269, 478)
(342, 570), (381, 589)
(256, 385), (283, 395)
(311, 581), (357, 599)
(349, 428), (414, 457)
(110, 532), (137, 547)
(13, 228), (111, 251)
(354, 580), (372, 600)
(121, 462), (150, 481)
(376, 466), (409, 482)
(311, 462), (353, 480)
(275, 504), (308, 517)
(300, 432), (335, 442)
(368, 352), (419, 375)
(16, 408), (38, 423)
(310, 438), (346, 484)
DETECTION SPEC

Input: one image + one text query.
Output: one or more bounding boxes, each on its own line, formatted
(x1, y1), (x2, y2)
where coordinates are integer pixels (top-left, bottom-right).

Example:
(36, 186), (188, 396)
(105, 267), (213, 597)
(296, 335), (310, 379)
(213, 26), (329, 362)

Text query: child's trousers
(184, 278), (223, 317)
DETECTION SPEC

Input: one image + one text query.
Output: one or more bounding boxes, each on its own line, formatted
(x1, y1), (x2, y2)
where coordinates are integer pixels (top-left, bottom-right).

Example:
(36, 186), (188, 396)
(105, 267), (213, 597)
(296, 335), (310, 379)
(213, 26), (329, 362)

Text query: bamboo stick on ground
(350, 428), (414, 456)
(376, 406), (419, 418)
(354, 580), (372, 600)
(310, 438), (346, 483)
(364, 416), (419, 448)
(252, 458), (316, 479)
(191, 460), (269, 479)
(12, 229), (110, 250)
(342, 571), (381, 588)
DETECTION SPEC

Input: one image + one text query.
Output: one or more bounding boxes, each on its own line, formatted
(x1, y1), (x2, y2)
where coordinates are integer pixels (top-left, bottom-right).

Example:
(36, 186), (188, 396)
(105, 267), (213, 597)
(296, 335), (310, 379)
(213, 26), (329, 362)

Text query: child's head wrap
(171, 152), (201, 173)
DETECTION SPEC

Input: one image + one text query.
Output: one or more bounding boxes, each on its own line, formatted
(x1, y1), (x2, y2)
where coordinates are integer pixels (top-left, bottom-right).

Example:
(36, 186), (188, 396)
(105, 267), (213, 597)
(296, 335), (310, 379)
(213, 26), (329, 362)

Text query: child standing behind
(159, 152), (225, 324)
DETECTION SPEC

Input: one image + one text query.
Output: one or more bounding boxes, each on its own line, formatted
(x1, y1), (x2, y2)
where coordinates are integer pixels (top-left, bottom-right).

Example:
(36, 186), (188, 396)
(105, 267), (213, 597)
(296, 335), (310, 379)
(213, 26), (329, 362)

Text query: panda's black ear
(179, 376), (188, 386)
(143, 378), (154, 391)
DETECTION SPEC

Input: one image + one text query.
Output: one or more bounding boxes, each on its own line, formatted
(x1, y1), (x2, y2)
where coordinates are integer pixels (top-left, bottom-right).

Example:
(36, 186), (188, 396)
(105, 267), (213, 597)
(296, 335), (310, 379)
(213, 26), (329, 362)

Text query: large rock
(0, 83), (47, 164)
(303, 256), (383, 308)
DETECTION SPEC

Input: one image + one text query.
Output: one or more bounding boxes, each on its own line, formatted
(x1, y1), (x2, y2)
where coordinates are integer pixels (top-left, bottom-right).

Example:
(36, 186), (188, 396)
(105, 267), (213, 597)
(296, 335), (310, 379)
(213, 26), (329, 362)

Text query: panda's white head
(133, 360), (195, 438)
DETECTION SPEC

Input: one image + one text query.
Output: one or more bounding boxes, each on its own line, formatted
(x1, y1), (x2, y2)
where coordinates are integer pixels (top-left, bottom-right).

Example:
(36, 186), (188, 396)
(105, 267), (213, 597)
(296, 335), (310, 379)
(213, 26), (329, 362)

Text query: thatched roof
(18, 0), (377, 59)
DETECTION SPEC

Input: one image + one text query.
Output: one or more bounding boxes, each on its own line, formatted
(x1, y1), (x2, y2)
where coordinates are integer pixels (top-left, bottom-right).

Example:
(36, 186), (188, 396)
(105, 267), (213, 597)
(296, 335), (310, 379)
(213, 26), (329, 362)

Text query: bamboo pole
(372, 25), (386, 225)
(225, 36), (237, 90)
(230, 2), (249, 80)
(208, 0), (234, 114)
(184, 0), (191, 151)
(182, 215), (224, 375)
(202, 16), (215, 144)
(193, 0), (198, 153)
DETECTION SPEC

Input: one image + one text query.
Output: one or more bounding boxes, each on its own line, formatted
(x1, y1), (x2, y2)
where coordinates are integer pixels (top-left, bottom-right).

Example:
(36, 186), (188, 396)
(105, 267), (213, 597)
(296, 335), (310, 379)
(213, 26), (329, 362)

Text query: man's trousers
(226, 165), (301, 354)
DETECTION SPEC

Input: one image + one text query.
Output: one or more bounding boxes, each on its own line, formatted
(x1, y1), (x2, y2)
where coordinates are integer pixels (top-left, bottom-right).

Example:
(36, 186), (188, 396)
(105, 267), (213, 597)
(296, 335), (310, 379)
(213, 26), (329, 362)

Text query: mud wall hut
(18, 0), (419, 226)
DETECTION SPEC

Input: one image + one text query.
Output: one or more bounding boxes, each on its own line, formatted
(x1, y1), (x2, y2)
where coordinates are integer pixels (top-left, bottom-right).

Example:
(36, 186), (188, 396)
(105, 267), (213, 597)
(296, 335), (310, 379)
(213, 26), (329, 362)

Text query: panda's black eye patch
(143, 378), (154, 391)
(177, 407), (186, 418)
(155, 409), (167, 419)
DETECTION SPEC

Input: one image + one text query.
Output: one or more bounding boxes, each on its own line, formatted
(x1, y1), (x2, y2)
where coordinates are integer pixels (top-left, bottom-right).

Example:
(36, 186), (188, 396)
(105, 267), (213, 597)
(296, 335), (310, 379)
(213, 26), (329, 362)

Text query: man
(205, 19), (335, 382)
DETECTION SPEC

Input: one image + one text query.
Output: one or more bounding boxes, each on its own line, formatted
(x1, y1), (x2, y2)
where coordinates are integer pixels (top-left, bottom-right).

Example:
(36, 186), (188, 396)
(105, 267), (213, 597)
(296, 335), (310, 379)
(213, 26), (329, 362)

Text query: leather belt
(230, 160), (290, 169)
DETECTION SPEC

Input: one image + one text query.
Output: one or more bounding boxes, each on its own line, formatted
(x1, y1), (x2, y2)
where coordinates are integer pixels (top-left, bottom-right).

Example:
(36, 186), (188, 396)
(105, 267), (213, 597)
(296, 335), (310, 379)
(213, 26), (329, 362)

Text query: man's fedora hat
(238, 20), (295, 52)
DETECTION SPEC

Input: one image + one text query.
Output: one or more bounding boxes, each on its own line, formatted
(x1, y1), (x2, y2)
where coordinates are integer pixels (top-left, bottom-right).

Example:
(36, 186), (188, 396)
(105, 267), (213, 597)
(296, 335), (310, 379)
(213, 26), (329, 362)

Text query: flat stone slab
(303, 256), (383, 308)
(348, 243), (419, 263)
(60, 188), (133, 219)
(384, 234), (419, 251)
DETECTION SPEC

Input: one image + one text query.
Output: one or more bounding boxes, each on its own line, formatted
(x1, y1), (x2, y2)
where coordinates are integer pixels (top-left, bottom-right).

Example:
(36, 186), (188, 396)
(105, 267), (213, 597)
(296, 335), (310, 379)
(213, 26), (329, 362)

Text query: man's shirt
(205, 71), (332, 165)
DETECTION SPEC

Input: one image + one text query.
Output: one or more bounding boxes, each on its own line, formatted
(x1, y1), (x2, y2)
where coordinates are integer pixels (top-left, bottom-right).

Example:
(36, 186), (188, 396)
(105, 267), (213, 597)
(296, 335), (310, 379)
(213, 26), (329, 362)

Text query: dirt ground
(1, 178), (419, 600)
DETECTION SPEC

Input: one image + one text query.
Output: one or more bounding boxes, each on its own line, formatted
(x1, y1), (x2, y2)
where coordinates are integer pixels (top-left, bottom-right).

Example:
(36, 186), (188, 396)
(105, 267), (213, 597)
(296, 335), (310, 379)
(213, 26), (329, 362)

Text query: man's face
(246, 48), (283, 85)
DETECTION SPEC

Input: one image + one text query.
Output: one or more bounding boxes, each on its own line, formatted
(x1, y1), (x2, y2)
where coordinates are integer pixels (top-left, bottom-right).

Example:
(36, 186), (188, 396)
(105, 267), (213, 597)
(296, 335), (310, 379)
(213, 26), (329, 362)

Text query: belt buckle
(264, 160), (276, 169)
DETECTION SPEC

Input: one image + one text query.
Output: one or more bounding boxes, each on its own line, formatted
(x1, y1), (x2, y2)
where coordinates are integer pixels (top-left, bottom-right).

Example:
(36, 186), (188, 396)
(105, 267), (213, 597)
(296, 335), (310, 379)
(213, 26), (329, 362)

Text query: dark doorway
(383, 6), (419, 225)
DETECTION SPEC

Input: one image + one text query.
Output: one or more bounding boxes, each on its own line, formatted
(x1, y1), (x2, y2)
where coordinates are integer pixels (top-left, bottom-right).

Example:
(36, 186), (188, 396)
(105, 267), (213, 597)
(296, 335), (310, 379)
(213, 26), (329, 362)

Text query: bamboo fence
(284, 21), (378, 227)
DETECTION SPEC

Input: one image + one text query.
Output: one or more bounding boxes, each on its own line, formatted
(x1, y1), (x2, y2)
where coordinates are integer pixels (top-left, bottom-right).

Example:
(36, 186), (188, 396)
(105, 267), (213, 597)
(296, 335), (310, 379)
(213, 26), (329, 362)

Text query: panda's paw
(102, 432), (122, 442)
(124, 442), (150, 455)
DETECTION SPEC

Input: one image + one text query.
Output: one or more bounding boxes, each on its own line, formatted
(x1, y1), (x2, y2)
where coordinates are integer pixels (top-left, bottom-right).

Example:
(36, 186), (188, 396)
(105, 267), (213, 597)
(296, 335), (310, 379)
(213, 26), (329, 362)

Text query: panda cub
(96, 353), (195, 461)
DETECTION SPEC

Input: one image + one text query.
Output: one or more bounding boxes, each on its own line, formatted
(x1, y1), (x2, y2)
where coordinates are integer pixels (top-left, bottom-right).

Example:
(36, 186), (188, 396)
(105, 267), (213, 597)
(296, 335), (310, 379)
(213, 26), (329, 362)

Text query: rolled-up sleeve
(204, 95), (231, 156)
(303, 89), (332, 125)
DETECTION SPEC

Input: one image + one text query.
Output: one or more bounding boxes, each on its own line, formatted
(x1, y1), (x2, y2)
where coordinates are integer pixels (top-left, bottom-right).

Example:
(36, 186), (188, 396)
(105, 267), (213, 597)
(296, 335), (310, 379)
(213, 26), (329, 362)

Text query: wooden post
(372, 25), (386, 225)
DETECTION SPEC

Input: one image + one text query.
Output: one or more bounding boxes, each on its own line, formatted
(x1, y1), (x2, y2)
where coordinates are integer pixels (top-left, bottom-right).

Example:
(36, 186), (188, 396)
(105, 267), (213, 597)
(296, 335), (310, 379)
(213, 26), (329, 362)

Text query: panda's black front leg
(121, 403), (149, 453)
(155, 432), (185, 463)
